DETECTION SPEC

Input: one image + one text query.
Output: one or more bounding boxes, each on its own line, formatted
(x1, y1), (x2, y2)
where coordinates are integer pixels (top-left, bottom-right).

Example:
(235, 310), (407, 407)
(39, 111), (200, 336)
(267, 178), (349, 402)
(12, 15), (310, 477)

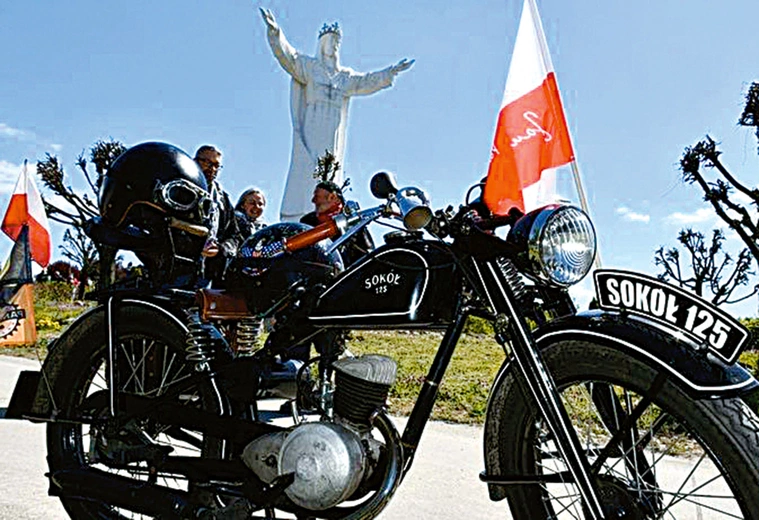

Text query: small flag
(1, 160), (52, 267)
(0, 226), (37, 345)
(484, 0), (575, 215)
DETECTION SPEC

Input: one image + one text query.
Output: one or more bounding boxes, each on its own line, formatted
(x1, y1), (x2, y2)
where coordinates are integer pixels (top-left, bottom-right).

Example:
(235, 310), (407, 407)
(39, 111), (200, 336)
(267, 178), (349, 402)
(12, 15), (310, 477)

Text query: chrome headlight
(506, 205), (596, 287)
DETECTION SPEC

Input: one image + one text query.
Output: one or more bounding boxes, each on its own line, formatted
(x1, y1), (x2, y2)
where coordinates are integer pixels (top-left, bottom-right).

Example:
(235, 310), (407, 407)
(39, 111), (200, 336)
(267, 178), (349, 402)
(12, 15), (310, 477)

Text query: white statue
(260, 8), (414, 222)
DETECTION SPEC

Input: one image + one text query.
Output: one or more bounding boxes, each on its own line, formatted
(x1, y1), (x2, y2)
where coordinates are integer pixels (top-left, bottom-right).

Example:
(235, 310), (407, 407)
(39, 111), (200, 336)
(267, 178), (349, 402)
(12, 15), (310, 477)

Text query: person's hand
(202, 239), (219, 258)
(391, 58), (415, 75)
(259, 7), (279, 33)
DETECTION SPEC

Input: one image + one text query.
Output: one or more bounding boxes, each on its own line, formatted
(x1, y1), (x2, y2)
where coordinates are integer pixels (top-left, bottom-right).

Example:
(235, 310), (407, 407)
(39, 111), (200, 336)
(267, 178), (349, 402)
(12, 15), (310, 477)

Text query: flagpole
(21, 161), (35, 277)
(523, 0), (602, 269)
(568, 161), (602, 269)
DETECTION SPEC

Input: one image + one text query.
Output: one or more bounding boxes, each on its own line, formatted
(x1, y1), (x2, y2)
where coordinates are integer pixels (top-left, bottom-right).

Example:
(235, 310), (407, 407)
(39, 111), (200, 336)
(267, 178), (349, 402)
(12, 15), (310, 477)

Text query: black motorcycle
(6, 142), (759, 519)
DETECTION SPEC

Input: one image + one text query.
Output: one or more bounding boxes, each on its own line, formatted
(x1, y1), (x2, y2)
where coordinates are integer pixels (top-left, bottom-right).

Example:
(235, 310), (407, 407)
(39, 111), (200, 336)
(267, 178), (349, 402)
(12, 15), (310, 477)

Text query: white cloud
(0, 123), (33, 140)
(0, 160), (23, 194)
(0, 122), (60, 152)
(45, 193), (77, 215)
(666, 207), (714, 225)
(616, 206), (650, 223)
(570, 279), (596, 310)
(733, 191), (753, 205)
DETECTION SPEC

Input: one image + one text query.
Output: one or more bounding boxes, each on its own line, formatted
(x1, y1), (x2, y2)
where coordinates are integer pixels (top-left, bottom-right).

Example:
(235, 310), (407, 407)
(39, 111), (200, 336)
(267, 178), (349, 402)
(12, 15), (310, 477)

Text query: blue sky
(2, 1), (759, 316)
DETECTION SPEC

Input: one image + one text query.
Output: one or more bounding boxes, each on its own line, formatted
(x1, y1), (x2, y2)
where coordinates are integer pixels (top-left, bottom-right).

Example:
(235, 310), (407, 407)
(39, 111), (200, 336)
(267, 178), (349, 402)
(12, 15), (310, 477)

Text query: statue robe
(267, 30), (397, 221)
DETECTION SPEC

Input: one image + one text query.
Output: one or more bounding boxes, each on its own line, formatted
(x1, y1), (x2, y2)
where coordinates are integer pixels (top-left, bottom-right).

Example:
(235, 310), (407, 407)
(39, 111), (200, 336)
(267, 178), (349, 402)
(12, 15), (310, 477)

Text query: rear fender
(18, 299), (187, 420)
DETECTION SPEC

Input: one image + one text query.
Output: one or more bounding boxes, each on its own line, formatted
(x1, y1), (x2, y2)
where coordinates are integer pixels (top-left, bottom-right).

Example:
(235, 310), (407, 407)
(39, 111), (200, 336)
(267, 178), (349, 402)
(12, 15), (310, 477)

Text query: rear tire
(487, 340), (759, 519)
(46, 304), (221, 520)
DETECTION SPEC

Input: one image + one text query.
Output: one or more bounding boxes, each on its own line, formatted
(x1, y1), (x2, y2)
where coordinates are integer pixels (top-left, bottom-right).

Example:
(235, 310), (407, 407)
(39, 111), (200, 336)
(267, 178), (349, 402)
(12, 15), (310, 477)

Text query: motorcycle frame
(94, 255), (611, 517)
(321, 242), (607, 517)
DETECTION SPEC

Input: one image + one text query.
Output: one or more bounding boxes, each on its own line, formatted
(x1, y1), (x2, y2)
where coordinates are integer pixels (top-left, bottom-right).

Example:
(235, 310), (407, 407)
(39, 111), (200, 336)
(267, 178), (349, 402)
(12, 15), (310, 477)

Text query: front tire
(487, 340), (759, 519)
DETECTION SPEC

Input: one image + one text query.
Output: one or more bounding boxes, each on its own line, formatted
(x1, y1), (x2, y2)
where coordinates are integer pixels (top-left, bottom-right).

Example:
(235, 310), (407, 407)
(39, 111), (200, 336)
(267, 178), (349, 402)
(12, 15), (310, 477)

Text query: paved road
(0, 355), (507, 519)
(0, 355), (734, 519)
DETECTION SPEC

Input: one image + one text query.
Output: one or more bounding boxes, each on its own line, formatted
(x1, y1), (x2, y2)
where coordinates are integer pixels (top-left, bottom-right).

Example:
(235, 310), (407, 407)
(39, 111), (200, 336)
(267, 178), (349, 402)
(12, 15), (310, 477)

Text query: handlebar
(473, 213), (521, 231)
(276, 205), (382, 256)
(282, 220), (340, 252)
(276, 201), (517, 256)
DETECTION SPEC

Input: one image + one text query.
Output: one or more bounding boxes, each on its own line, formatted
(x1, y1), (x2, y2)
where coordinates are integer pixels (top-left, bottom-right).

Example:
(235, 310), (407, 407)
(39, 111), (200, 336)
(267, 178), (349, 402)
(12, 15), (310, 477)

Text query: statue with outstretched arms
(260, 7), (414, 222)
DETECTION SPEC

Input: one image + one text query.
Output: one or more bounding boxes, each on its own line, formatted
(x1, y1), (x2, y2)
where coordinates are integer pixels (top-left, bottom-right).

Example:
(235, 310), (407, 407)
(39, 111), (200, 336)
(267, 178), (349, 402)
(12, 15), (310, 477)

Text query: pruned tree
(679, 82), (759, 267)
(60, 227), (98, 299)
(44, 260), (80, 283)
(313, 150), (350, 192)
(36, 139), (127, 291)
(655, 228), (758, 306)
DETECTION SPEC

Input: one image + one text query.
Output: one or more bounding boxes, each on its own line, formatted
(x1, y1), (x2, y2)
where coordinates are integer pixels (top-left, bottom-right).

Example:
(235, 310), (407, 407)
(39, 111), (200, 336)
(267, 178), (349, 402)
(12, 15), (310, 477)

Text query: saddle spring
(235, 317), (263, 356)
(185, 310), (224, 371)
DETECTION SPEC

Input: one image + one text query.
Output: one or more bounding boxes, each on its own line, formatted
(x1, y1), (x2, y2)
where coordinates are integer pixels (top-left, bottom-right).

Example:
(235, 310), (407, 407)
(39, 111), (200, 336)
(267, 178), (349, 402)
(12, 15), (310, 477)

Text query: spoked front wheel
(488, 340), (759, 519)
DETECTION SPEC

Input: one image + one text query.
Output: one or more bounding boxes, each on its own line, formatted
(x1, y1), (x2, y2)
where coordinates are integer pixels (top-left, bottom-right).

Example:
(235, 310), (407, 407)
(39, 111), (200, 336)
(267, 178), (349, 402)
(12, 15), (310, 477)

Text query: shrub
(36, 317), (62, 331)
(463, 316), (494, 336)
(739, 350), (759, 415)
(34, 281), (74, 303)
(741, 318), (759, 351)
(33, 282), (92, 334)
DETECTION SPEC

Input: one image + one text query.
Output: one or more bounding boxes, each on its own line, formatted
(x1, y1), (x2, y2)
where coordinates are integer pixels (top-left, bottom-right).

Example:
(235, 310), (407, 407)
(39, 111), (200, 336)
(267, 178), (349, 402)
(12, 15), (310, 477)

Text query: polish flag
(1, 161), (51, 267)
(484, 0), (575, 215)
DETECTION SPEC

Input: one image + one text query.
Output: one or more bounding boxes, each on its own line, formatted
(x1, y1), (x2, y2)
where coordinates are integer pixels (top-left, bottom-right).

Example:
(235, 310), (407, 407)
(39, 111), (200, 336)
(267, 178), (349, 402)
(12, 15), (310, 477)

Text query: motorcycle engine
(243, 354), (397, 511)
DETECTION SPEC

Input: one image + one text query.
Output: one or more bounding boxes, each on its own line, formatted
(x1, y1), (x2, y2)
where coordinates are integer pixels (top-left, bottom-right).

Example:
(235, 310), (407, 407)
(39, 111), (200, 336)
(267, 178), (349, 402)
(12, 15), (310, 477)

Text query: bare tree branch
(36, 138), (126, 292)
(656, 228), (755, 306)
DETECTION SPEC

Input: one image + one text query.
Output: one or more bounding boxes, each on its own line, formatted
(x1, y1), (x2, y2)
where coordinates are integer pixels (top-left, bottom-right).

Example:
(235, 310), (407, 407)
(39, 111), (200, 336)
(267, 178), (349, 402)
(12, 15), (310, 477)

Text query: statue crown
(318, 22), (341, 39)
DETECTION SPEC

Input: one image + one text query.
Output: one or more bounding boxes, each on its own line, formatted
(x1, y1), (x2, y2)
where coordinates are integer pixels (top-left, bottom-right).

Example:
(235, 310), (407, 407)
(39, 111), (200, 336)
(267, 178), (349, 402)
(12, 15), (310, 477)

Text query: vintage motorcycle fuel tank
(309, 238), (459, 328)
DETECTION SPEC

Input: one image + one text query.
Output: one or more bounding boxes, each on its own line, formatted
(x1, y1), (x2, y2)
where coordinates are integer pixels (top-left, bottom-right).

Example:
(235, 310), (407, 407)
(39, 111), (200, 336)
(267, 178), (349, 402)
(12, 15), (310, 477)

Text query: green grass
(0, 282), (92, 360)
(347, 323), (505, 424)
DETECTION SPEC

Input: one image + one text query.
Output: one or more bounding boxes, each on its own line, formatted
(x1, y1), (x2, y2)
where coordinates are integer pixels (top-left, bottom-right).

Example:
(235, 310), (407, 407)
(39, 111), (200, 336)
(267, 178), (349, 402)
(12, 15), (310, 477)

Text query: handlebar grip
(476, 214), (519, 231)
(283, 220), (339, 253)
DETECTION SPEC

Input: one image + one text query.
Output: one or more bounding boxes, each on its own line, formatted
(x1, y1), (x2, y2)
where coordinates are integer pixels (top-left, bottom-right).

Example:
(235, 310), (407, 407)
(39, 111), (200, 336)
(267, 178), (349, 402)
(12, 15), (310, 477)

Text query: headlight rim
(521, 204), (596, 287)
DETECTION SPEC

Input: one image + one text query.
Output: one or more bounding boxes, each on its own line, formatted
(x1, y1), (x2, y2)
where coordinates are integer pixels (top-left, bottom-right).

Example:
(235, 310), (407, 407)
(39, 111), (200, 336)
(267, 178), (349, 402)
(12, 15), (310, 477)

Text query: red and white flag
(484, 0), (575, 215)
(1, 161), (51, 267)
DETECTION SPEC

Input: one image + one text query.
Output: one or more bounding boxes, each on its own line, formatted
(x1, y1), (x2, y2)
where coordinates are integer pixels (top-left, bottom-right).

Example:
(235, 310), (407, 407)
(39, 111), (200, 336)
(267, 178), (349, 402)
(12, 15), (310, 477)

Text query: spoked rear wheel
(488, 340), (759, 519)
(46, 305), (226, 520)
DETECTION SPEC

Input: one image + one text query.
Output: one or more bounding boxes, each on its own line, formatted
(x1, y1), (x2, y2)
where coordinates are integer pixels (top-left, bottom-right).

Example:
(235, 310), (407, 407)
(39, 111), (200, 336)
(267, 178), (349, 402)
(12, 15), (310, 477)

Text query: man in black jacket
(300, 181), (373, 267)
(194, 145), (240, 285)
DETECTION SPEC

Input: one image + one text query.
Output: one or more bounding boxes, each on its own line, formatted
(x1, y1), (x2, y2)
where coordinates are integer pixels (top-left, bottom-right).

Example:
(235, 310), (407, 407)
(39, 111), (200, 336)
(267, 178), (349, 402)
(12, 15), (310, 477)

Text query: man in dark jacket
(194, 145), (240, 285)
(300, 181), (373, 267)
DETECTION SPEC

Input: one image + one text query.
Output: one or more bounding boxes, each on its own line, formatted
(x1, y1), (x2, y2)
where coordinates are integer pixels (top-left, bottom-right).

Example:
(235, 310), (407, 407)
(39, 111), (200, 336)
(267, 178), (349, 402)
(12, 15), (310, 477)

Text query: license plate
(593, 269), (749, 364)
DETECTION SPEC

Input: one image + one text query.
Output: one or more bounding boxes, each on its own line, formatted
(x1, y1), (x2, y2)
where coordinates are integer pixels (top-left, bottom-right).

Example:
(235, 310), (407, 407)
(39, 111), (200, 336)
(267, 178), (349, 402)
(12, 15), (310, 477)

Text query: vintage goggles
(155, 179), (213, 220)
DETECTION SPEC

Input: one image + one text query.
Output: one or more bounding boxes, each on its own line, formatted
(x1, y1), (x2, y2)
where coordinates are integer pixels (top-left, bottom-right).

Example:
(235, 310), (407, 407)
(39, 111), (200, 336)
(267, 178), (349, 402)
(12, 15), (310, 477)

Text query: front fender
(525, 310), (757, 398)
(482, 309), (758, 502)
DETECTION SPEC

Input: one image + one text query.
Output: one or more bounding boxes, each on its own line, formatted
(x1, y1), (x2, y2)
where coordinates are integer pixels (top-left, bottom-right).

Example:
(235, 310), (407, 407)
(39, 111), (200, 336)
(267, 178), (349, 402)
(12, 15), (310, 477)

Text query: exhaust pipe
(49, 467), (206, 519)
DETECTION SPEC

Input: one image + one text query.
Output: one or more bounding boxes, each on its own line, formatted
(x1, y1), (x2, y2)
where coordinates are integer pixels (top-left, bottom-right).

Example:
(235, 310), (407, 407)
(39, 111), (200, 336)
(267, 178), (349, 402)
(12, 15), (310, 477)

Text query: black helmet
(99, 142), (211, 228)
(95, 142), (211, 288)
(228, 223), (344, 314)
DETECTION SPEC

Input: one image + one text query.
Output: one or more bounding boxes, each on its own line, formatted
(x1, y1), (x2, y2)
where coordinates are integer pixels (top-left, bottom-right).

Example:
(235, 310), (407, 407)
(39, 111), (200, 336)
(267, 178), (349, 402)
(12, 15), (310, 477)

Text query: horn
(395, 187), (432, 230)
(370, 171), (399, 199)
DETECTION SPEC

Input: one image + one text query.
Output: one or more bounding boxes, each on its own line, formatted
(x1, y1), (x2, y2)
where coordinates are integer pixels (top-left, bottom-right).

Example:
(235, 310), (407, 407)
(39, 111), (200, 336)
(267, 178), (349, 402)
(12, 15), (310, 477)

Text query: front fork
(476, 259), (607, 519)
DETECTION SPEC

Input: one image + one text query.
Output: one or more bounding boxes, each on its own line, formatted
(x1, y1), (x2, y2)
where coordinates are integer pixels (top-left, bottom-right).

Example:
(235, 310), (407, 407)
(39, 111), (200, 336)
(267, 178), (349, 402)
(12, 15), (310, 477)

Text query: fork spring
(496, 257), (528, 302)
